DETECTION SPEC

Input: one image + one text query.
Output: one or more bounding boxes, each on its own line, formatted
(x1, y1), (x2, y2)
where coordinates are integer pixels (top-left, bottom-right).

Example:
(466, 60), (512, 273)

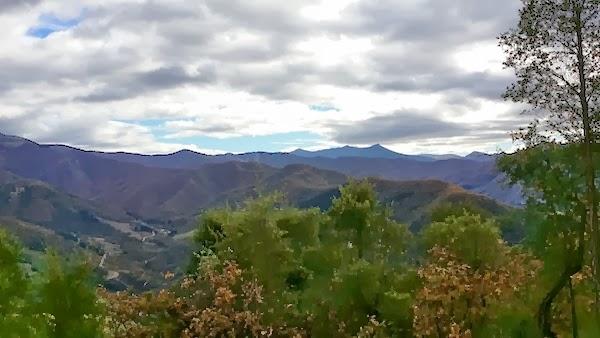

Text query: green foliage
(474, 305), (541, 338)
(430, 201), (526, 244)
(429, 201), (492, 223)
(0, 229), (38, 337)
(500, 1), (600, 334)
(328, 180), (377, 259)
(499, 145), (586, 272)
(33, 251), (103, 338)
(195, 194), (310, 291)
(421, 213), (503, 269)
(7, 176), (596, 337)
(193, 180), (416, 336)
(0, 229), (102, 338)
(0, 229), (27, 313)
(499, 145), (594, 337)
(329, 180), (376, 232)
(494, 208), (528, 244)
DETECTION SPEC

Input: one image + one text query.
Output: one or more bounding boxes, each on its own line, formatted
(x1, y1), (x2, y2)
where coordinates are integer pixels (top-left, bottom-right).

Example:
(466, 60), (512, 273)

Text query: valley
(0, 132), (517, 290)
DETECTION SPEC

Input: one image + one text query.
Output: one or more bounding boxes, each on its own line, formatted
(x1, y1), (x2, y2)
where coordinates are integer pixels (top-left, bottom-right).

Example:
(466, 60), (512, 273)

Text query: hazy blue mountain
(290, 144), (426, 160)
(418, 154), (464, 161)
(0, 133), (519, 205)
(465, 151), (495, 161)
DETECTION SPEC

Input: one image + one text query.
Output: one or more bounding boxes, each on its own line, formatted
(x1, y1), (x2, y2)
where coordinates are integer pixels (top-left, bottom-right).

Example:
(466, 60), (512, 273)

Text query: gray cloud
(344, 0), (520, 44)
(0, 0), (40, 13)
(0, 0), (521, 104)
(374, 71), (514, 100)
(0, 0), (527, 153)
(334, 0), (522, 102)
(329, 110), (469, 144)
(0, 110), (167, 152)
(162, 119), (239, 138)
(77, 65), (216, 102)
(220, 0), (519, 103)
(0, 108), (111, 144)
(328, 110), (526, 145)
(203, 0), (317, 35)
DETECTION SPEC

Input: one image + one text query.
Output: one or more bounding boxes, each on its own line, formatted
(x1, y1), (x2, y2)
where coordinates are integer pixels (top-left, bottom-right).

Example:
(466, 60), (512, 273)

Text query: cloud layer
(0, 0), (524, 154)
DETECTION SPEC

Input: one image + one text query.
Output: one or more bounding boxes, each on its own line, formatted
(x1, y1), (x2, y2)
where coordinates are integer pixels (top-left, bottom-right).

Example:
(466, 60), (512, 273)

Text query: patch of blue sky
(116, 119), (170, 138)
(309, 103), (340, 112)
(173, 131), (323, 153)
(27, 13), (82, 39)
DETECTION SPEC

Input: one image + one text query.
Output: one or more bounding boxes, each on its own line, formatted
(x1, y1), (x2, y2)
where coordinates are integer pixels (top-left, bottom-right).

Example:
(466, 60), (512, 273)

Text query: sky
(0, 0), (528, 155)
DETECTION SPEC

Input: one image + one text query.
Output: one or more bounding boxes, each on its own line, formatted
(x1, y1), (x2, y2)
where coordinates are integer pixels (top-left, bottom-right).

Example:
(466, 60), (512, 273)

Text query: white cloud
(301, 0), (357, 21)
(0, 0), (524, 154)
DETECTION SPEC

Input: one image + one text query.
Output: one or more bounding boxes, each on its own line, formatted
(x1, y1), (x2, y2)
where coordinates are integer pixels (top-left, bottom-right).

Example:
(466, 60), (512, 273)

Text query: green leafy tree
(422, 213), (504, 269)
(33, 251), (103, 338)
(301, 182), (414, 336)
(195, 194), (309, 292)
(429, 202), (493, 223)
(499, 144), (592, 337)
(500, 2), (600, 336)
(194, 194), (320, 327)
(193, 181), (415, 336)
(0, 230), (39, 337)
(329, 180), (377, 259)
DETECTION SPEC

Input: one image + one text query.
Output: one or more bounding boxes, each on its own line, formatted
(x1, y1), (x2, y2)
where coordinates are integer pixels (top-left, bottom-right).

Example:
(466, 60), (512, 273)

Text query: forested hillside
(0, 132), (521, 206)
(0, 179), (594, 337)
(0, 132), (513, 291)
(2, 0), (600, 337)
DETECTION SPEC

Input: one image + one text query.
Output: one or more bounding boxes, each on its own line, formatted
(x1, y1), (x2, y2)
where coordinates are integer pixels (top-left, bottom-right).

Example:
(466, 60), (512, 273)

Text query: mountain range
(0, 132), (521, 290)
(85, 142), (517, 204)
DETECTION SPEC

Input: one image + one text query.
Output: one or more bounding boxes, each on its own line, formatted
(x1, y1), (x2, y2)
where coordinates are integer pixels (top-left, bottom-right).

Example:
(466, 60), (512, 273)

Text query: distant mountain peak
(465, 151), (495, 162)
(0, 132), (36, 147)
(173, 149), (199, 155)
(291, 144), (405, 159)
(466, 151), (491, 157)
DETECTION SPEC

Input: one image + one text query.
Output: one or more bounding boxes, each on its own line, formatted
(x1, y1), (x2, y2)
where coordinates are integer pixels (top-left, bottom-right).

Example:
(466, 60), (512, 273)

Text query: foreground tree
(415, 213), (542, 337)
(101, 257), (304, 338)
(500, 0), (600, 336)
(0, 230), (36, 337)
(33, 252), (103, 338)
(193, 180), (416, 336)
(0, 230), (103, 338)
(499, 144), (600, 336)
(421, 213), (504, 269)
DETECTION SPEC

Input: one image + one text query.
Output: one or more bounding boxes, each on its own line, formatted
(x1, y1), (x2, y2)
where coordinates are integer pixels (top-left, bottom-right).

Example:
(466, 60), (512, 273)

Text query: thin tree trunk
(569, 277), (579, 338)
(538, 270), (572, 338)
(538, 210), (585, 337)
(537, 260), (583, 338)
(574, 3), (600, 317)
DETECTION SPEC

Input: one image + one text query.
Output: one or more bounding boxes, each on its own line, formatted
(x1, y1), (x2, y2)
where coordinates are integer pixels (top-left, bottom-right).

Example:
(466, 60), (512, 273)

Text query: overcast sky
(0, 0), (528, 155)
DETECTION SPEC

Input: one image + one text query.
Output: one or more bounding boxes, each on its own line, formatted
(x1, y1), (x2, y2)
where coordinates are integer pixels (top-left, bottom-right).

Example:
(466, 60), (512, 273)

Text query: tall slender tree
(500, 0), (600, 336)
(500, 145), (587, 336)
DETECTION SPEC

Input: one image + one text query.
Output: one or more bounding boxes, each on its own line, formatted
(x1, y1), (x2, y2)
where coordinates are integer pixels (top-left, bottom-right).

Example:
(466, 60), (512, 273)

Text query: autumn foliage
(4, 178), (600, 337)
(413, 247), (541, 337)
(101, 259), (305, 337)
